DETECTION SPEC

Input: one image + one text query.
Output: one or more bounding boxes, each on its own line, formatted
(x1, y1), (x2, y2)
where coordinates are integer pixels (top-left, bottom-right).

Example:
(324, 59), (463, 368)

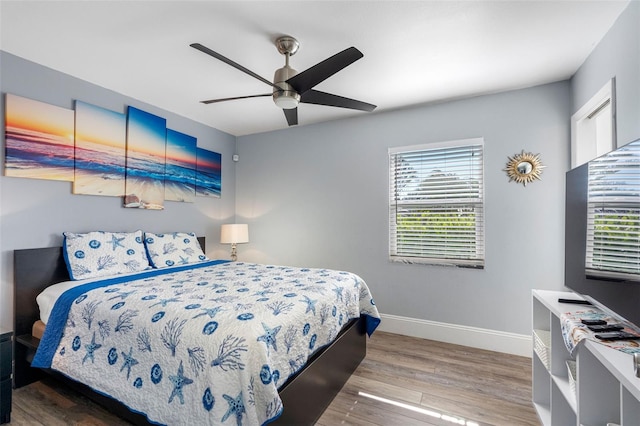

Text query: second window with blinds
(389, 138), (485, 268)
(586, 139), (640, 280)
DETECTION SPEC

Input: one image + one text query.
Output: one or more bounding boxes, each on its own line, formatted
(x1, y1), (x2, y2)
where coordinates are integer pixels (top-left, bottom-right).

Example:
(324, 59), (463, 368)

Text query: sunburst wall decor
(504, 150), (545, 186)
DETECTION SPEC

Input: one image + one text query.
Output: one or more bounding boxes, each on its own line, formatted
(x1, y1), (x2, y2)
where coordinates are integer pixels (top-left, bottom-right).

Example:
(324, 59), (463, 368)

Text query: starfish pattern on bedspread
(332, 285), (344, 302)
(120, 347), (139, 379)
(82, 332), (101, 364)
(150, 297), (180, 308)
(257, 322), (281, 353)
(300, 295), (317, 315)
(168, 361), (193, 405)
(192, 306), (223, 319)
(110, 234), (126, 251)
(221, 392), (246, 425)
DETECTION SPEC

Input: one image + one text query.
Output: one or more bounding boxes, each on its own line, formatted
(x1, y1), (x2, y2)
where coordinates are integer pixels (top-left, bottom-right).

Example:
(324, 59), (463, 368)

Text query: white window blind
(586, 140), (640, 279)
(389, 139), (484, 267)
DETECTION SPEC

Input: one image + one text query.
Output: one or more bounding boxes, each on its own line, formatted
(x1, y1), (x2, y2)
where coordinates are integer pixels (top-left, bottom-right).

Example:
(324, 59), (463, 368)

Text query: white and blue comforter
(33, 260), (381, 425)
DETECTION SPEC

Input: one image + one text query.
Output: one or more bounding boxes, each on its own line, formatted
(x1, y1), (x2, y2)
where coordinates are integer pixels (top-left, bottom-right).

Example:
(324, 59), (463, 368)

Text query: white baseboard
(377, 313), (532, 357)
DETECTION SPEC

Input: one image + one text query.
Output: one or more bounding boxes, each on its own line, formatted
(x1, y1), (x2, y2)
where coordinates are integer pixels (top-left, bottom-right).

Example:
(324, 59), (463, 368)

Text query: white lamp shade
(220, 224), (249, 244)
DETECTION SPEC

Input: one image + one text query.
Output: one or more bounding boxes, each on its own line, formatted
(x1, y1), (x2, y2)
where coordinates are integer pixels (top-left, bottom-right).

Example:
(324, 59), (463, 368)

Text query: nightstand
(0, 328), (12, 424)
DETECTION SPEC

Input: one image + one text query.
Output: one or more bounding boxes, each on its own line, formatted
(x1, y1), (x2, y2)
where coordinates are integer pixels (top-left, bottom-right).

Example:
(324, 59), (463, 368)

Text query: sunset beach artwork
(4, 93), (75, 181)
(195, 147), (221, 198)
(74, 101), (126, 196)
(165, 128), (197, 203)
(124, 106), (167, 210)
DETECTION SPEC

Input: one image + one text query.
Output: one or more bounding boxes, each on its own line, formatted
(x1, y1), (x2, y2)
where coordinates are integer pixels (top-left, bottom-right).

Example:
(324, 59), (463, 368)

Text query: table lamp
(220, 224), (249, 261)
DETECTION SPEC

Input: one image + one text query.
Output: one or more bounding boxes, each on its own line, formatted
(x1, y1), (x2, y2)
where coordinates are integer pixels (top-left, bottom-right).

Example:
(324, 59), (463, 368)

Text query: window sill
(389, 256), (484, 269)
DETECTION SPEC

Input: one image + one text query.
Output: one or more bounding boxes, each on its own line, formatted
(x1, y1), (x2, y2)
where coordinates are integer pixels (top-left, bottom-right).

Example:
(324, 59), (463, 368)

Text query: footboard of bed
(275, 316), (366, 425)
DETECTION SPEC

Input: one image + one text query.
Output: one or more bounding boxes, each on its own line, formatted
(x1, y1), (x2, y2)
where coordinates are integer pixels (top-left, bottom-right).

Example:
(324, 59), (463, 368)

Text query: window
(571, 78), (616, 168)
(389, 138), (484, 267)
(586, 139), (640, 280)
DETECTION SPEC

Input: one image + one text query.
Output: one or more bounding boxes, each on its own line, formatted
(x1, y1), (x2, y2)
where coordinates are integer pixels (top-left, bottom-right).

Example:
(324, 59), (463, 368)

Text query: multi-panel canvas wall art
(124, 106), (167, 210)
(74, 101), (127, 196)
(3, 94), (222, 209)
(196, 147), (222, 198)
(4, 93), (75, 181)
(165, 129), (197, 203)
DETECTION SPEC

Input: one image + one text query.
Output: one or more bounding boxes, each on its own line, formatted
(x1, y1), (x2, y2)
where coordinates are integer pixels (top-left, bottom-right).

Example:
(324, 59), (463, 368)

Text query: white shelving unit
(532, 289), (640, 426)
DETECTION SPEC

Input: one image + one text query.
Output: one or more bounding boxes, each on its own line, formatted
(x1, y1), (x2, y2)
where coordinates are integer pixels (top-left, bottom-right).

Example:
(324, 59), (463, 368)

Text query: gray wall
(0, 52), (237, 329)
(236, 81), (570, 336)
(571, 1), (640, 147)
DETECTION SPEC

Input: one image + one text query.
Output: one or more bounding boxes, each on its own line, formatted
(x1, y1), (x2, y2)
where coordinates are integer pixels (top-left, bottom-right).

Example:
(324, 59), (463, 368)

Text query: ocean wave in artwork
(72, 144), (127, 196)
(195, 170), (221, 197)
(164, 164), (196, 202)
(5, 130), (74, 181)
(126, 152), (167, 181)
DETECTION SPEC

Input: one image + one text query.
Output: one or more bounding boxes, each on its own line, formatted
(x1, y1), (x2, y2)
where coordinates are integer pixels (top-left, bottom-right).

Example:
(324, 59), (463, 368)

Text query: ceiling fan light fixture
(273, 90), (300, 109)
(273, 64), (300, 109)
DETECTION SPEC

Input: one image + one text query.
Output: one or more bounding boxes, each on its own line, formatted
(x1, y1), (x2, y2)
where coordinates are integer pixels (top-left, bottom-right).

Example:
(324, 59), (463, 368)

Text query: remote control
(558, 298), (592, 305)
(595, 331), (639, 341)
(587, 324), (624, 332)
(581, 319), (607, 326)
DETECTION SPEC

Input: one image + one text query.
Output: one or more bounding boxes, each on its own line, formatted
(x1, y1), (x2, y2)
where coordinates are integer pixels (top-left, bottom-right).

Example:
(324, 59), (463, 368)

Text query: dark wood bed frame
(13, 237), (367, 425)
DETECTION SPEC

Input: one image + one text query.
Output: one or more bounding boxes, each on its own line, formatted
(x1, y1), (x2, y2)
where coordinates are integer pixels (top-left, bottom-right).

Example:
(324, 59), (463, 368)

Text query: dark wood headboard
(14, 246), (69, 339)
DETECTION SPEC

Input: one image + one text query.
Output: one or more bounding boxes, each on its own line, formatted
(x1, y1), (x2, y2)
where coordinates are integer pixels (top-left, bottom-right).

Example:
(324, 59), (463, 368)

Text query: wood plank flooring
(11, 331), (539, 425)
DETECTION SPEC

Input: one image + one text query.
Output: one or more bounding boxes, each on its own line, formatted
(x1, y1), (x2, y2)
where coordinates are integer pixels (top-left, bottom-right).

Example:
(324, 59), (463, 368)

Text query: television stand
(532, 290), (640, 425)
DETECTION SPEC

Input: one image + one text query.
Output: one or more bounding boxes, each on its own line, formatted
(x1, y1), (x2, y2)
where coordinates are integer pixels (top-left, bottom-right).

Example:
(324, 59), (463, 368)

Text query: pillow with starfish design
(144, 231), (208, 268)
(63, 230), (150, 280)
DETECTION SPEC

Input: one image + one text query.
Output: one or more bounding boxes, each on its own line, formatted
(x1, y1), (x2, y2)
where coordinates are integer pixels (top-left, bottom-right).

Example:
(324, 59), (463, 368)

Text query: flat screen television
(565, 138), (640, 327)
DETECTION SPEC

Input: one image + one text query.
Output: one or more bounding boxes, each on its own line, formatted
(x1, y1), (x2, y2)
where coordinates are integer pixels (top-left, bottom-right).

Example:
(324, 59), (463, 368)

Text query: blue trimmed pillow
(144, 232), (208, 268)
(63, 230), (150, 280)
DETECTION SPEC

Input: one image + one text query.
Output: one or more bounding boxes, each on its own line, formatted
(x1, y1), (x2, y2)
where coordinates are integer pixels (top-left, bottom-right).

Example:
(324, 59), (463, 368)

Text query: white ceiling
(0, 1), (630, 136)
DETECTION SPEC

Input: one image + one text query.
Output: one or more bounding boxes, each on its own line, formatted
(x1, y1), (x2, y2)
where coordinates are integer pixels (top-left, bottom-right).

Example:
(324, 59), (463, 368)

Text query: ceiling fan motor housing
(273, 65), (300, 109)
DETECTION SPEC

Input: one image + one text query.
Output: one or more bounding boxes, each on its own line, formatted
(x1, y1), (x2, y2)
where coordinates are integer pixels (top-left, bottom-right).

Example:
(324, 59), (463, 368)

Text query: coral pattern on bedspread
(33, 261), (381, 425)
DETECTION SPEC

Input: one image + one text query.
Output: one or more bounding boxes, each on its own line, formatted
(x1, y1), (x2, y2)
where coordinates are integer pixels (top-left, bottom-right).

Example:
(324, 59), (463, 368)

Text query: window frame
(571, 78), (616, 168)
(388, 138), (485, 268)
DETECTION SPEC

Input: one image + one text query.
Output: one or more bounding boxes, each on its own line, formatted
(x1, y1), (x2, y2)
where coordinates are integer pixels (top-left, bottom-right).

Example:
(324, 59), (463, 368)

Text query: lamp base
(230, 243), (238, 262)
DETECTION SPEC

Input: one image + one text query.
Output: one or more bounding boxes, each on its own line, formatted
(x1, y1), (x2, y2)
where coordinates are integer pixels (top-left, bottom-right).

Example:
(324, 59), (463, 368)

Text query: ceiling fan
(190, 36), (376, 126)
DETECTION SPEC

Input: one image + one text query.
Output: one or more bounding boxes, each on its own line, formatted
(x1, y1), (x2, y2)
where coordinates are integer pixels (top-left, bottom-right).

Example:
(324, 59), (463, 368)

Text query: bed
(13, 235), (380, 425)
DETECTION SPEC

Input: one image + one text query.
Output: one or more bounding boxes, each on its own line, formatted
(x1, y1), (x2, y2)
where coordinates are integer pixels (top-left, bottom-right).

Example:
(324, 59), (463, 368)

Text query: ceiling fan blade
(190, 43), (281, 91)
(283, 108), (298, 126)
(200, 93), (272, 105)
(300, 89), (376, 112)
(286, 47), (363, 94)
